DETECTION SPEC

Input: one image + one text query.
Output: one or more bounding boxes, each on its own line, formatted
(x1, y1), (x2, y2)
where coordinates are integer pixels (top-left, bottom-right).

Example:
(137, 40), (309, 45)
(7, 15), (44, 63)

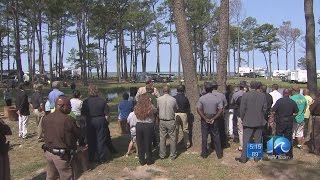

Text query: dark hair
(73, 90), (81, 98)
(250, 81), (261, 90)
(177, 85), (185, 93)
(205, 86), (213, 93)
(260, 85), (267, 93)
(122, 92), (129, 100)
(135, 94), (153, 120)
(272, 84), (279, 90)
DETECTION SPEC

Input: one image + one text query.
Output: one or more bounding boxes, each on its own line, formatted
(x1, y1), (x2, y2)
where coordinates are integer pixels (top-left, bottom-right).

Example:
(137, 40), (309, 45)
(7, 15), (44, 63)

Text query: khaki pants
(34, 109), (45, 139)
(237, 117), (243, 148)
(159, 120), (177, 159)
(45, 151), (73, 180)
(175, 113), (189, 147)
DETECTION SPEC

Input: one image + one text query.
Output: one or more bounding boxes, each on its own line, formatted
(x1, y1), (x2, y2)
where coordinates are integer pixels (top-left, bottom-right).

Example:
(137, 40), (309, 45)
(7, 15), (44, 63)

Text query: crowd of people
(1, 79), (320, 179)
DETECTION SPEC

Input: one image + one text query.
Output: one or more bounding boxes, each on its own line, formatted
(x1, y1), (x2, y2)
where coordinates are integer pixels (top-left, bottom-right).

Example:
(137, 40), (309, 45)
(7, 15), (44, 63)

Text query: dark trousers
(218, 116), (227, 147)
(136, 122), (154, 164)
(86, 117), (107, 162)
(106, 124), (116, 152)
(276, 120), (293, 157)
(201, 120), (222, 157)
(5, 99), (12, 106)
(241, 126), (263, 160)
(152, 123), (160, 147)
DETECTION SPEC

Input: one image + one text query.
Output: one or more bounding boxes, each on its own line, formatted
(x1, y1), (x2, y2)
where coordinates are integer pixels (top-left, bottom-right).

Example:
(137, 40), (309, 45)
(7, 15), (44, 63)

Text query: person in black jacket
(15, 83), (30, 139)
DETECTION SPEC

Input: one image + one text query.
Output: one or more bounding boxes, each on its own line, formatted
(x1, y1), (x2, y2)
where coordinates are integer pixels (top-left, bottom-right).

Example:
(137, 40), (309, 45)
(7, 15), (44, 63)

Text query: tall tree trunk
(120, 30), (127, 80)
(173, 0), (200, 149)
(304, 0), (317, 96)
(130, 31), (133, 78)
(26, 25), (33, 82)
(6, 6), (10, 71)
(169, 23), (173, 76)
(116, 32), (121, 83)
(36, 9), (44, 74)
(268, 52), (272, 77)
(12, 0), (23, 81)
(156, 25), (160, 73)
(227, 33), (231, 76)
(252, 49), (255, 70)
(233, 48), (236, 74)
(237, 25), (241, 73)
(48, 24), (53, 87)
(276, 48), (279, 70)
(293, 42), (296, 70)
(263, 52), (269, 75)
(285, 47), (289, 70)
(217, 0), (229, 92)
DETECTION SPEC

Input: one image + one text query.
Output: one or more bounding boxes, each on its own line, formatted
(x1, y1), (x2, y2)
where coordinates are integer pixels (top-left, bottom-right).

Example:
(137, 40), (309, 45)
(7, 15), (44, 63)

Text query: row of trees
(0, 0), (318, 84)
(173, 0), (317, 148)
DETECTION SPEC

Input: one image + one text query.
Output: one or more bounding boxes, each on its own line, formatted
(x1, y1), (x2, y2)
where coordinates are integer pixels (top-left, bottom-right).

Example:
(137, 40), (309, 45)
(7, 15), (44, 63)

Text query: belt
(160, 119), (175, 121)
(42, 144), (76, 156)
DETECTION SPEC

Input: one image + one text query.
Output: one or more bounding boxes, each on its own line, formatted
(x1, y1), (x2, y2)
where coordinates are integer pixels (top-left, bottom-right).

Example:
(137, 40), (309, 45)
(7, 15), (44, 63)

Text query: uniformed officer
(211, 81), (228, 148)
(197, 82), (224, 159)
(42, 96), (80, 180)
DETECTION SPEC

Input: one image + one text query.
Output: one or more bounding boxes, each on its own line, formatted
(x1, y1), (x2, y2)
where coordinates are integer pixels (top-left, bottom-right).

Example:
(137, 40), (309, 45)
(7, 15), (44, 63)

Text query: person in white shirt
(269, 84), (282, 107)
(70, 90), (83, 118)
(126, 111), (138, 157)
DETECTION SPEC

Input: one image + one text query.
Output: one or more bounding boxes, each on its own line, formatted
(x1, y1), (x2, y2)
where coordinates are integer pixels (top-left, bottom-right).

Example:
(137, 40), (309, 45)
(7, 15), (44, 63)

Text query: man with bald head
(271, 89), (298, 158)
(42, 96), (80, 179)
(157, 85), (178, 160)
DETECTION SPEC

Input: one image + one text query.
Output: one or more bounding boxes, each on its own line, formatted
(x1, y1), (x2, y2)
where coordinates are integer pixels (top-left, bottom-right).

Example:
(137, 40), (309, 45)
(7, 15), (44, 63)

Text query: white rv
(238, 67), (253, 77)
(288, 70), (308, 83)
(296, 70), (307, 83)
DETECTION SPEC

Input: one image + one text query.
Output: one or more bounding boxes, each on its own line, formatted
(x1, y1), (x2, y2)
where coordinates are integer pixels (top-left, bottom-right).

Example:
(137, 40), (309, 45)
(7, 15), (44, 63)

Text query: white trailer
(288, 70), (308, 83)
(238, 67), (253, 77)
(296, 70), (307, 83)
(288, 70), (298, 83)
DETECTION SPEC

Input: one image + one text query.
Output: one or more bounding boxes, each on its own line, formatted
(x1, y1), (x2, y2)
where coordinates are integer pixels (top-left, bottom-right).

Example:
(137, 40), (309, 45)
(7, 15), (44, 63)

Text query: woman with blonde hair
(135, 94), (157, 165)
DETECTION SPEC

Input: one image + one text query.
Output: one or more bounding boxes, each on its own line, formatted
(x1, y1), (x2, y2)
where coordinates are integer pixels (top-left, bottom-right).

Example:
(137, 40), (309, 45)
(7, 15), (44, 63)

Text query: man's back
(174, 93), (190, 113)
(273, 97), (298, 119)
(43, 111), (79, 149)
(197, 93), (223, 116)
(240, 90), (267, 127)
(48, 89), (64, 108)
(157, 94), (177, 120)
(290, 94), (307, 123)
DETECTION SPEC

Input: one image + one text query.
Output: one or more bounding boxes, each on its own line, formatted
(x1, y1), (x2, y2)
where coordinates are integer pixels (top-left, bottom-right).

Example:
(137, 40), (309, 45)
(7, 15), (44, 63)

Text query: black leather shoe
(139, 160), (146, 166)
(217, 155), (223, 159)
(235, 157), (247, 163)
(200, 154), (207, 159)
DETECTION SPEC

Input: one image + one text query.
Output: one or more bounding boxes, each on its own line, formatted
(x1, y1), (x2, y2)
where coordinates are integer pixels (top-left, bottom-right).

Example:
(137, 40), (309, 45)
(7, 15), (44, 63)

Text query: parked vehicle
(288, 70), (307, 83)
(133, 72), (152, 83)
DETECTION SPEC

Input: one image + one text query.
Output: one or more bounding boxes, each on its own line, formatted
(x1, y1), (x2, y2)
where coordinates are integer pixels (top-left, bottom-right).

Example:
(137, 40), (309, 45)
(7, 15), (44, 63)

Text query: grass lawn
(1, 78), (320, 179)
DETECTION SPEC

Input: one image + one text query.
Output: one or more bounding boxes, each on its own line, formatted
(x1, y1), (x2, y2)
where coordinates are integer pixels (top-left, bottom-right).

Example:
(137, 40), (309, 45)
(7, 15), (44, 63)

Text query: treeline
(0, 0), (318, 83)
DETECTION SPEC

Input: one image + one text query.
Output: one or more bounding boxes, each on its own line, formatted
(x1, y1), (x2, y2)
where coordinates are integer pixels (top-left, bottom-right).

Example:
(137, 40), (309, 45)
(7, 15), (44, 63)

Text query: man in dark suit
(15, 83), (30, 139)
(235, 81), (267, 163)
